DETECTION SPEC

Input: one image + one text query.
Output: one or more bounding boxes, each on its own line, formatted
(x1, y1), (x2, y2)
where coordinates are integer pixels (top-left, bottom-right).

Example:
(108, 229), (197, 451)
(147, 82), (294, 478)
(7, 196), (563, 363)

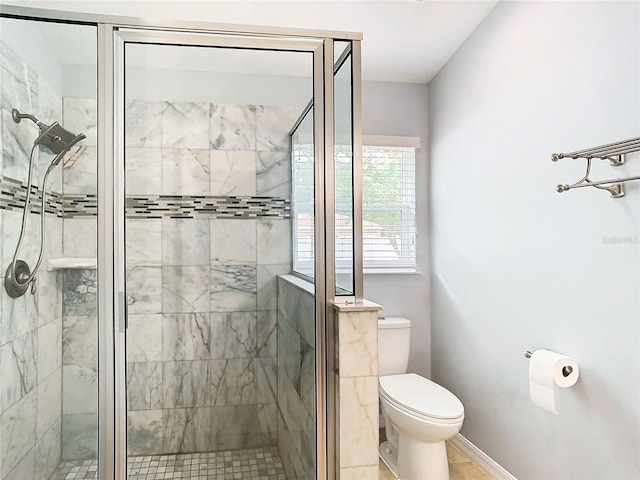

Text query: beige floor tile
(446, 441), (470, 464)
(449, 461), (492, 480)
(378, 439), (490, 480)
(379, 459), (396, 480)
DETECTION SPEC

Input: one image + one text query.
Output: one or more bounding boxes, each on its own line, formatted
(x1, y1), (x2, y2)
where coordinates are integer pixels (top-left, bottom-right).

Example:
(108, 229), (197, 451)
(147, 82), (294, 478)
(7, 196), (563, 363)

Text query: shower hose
(8, 141), (58, 295)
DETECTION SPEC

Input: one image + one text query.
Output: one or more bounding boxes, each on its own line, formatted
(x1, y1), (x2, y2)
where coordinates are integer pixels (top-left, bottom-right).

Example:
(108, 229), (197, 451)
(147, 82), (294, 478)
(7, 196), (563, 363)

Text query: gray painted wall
(362, 81), (430, 378)
(429, 1), (639, 478)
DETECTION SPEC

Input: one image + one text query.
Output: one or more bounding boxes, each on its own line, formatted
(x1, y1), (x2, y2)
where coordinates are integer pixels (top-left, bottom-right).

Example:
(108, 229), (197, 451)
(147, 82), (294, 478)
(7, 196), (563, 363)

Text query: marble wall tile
(1, 41), (38, 113)
(257, 219), (291, 266)
(256, 311), (277, 358)
(127, 362), (163, 411)
(37, 320), (61, 381)
(36, 269), (62, 328)
(127, 410), (163, 455)
(2, 107), (36, 181)
(44, 215), (63, 259)
(210, 358), (257, 406)
(63, 218), (97, 258)
(210, 104), (256, 151)
(256, 105), (293, 152)
(162, 313), (211, 361)
(257, 264), (290, 312)
(0, 389), (36, 478)
(210, 404), (269, 451)
(1, 280), (37, 346)
(126, 266), (162, 315)
(209, 150), (256, 196)
(126, 219), (162, 267)
(210, 312), (256, 359)
(125, 147), (162, 195)
(0, 333), (37, 414)
(36, 369), (61, 438)
(61, 413), (97, 460)
(161, 148), (210, 196)
(34, 419), (61, 480)
(338, 376), (379, 468)
(163, 407), (210, 453)
(62, 365), (97, 415)
(337, 310), (377, 378)
(256, 357), (277, 405)
(210, 264), (256, 312)
(63, 269), (97, 317)
(299, 341), (315, 417)
(62, 316), (97, 366)
(257, 402), (278, 445)
(162, 218), (209, 266)
(2, 209), (39, 272)
(277, 318), (300, 390)
(127, 314), (162, 362)
(125, 100), (162, 148)
(257, 151), (291, 198)
(3, 447), (34, 480)
(37, 79), (62, 131)
(300, 294), (317, 349)
(62, 146), (96, 195)
(162, 360), (210, 408)
(63, 98), (97, 147)
(210, 219), (256, 266)
(162, 265), (210, 313)
(276, 276), (318, 477)
(162, 102), (210, 149)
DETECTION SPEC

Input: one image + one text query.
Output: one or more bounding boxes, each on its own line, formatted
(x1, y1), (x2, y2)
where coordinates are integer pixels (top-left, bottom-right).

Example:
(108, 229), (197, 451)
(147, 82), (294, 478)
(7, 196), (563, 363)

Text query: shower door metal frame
(111, 26), (334, 480)
(0, 5), (364, 479)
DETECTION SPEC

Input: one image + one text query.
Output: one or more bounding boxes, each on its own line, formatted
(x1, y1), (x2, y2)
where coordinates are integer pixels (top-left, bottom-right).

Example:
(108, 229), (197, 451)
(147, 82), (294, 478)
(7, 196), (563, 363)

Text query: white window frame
(361, 135), (419, 275)
(291, 135), (419, 278)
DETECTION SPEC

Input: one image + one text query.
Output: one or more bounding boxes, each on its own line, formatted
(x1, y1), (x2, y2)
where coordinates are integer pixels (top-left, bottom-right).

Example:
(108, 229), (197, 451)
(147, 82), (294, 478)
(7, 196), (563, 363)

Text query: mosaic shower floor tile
(49, 447), (287, 480)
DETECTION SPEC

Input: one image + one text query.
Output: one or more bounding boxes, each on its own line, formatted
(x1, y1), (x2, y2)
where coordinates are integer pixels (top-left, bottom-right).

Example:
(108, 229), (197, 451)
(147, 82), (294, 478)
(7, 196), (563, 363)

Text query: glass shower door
(118, 30), (321, 479)
(0, 16), (99, 480)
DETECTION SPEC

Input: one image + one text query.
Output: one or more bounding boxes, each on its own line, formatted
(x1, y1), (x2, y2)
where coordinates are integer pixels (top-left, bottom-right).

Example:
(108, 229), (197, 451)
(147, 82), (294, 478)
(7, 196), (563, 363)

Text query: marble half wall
(276, 275), (316, 479)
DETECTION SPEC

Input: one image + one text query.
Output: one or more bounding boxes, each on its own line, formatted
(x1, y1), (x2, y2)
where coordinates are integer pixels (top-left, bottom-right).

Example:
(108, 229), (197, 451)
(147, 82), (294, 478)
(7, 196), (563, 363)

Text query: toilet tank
(378, 316), (411, 376)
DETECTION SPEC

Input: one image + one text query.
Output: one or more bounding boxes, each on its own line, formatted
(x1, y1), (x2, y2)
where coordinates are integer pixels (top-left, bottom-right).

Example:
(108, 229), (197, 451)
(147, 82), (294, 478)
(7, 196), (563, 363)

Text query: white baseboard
(449, 434), (517, 480)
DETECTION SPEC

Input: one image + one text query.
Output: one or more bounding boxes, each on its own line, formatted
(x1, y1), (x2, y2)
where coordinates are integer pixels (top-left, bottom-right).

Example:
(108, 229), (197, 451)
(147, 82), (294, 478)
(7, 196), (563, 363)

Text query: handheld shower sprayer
(4, 109), (86, 298)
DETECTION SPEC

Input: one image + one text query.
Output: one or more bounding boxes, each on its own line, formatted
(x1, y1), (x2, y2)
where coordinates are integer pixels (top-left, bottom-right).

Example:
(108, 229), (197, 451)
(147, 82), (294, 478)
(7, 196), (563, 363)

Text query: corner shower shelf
(47, 257), (97, 271)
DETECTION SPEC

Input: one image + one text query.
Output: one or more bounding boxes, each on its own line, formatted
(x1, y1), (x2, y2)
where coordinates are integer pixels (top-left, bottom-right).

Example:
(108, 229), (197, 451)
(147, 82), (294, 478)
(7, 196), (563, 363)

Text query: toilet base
(379, 441), (399, 478)
(379, 438), (450, 480)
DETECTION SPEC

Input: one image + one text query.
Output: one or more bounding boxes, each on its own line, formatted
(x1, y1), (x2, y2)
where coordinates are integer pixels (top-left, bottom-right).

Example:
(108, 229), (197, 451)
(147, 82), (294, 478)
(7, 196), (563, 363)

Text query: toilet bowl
(379, 373), (464, 480)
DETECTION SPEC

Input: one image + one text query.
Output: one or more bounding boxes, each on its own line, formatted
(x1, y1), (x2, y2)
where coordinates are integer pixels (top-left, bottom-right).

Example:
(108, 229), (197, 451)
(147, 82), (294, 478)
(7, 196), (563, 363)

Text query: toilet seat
(379, 374), (464, 423)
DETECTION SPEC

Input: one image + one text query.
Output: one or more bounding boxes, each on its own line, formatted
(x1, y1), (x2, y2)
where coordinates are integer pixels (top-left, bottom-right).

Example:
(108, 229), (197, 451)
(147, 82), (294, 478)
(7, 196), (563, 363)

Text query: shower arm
(12, 108), (41, 126)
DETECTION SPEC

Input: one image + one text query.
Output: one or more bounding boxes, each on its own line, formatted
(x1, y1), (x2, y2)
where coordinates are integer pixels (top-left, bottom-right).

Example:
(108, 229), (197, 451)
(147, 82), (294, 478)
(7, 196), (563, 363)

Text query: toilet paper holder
(524, 351), (574, 377)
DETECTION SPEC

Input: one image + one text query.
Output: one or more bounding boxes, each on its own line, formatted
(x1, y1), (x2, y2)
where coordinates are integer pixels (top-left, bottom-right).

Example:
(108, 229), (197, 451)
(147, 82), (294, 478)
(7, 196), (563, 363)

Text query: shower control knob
(31, 278), (37, 295)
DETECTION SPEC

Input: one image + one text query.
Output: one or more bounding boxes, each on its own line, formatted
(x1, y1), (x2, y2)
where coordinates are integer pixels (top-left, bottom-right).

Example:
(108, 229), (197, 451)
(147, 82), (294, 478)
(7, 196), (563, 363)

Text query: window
(360, 142), (417, 273)
(292, 136), (418, 277)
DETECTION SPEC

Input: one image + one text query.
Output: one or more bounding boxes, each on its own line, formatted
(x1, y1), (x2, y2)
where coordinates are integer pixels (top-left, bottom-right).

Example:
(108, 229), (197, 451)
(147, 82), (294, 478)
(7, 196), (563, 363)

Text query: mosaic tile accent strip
(0, 175), (64, 216)
(49, 448), (287, 480)
(0, 176), (290, 219)
(125, 195), (290, 219)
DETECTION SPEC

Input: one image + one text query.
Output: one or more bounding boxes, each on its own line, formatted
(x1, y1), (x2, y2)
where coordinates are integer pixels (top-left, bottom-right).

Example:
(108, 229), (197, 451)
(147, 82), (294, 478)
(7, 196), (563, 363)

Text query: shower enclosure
(0, 5), (362, 480)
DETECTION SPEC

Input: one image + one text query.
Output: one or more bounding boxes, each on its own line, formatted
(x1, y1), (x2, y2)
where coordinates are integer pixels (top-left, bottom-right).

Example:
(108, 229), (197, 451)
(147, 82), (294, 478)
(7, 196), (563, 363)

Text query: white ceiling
(3, 0), (499, 83)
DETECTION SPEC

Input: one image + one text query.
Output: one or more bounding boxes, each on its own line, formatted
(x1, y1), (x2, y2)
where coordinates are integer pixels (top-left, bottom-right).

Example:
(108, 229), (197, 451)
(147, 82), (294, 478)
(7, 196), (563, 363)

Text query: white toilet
(378, 317), (464, 480)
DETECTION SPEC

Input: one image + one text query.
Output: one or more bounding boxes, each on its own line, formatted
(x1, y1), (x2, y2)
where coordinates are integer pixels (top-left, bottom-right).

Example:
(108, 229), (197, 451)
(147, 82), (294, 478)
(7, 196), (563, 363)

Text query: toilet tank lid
(378, 316), (411, 329)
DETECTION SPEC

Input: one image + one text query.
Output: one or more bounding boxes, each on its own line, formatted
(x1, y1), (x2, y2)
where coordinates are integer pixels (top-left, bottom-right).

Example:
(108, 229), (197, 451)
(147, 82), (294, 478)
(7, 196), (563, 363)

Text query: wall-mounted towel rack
(552, 137), (640, 198)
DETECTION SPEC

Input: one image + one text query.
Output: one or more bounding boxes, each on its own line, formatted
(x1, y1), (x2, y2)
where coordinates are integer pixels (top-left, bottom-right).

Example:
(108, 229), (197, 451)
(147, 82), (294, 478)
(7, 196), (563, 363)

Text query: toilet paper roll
(529, 349), (579, 414)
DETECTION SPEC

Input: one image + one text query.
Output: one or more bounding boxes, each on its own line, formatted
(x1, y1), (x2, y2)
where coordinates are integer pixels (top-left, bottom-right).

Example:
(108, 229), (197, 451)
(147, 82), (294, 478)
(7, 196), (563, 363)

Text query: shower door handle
(117, 291), (127, 332)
